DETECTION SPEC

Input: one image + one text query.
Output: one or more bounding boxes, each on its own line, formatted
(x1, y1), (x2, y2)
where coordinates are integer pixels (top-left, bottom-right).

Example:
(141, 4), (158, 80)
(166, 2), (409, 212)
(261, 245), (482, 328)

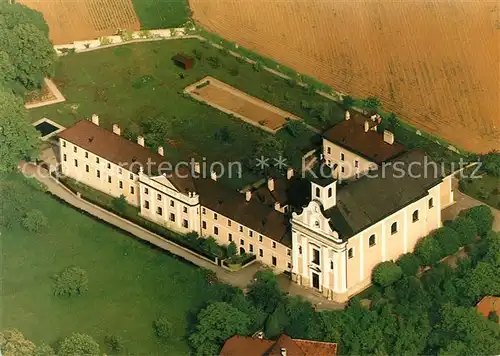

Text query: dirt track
(191, 0), (500, 153)
(18, 0), (140, 44)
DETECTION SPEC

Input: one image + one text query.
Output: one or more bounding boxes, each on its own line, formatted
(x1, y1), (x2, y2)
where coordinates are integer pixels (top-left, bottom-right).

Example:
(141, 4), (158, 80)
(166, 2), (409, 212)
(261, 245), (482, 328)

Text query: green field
(30, 39), (340, 188)
(131, 0), (190, 30)
(0, 173), (213, 355)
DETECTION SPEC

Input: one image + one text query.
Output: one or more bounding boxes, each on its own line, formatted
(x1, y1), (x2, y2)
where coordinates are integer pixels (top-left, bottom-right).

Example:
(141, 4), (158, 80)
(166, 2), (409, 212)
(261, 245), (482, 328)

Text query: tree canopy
(58, 333), (100, 356)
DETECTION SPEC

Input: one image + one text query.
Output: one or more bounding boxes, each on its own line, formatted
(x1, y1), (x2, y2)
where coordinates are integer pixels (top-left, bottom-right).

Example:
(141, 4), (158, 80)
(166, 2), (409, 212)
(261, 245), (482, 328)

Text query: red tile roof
(220, 334), (337, 356)
(476, 296), (500, 322)
(322, 113), (405, 164)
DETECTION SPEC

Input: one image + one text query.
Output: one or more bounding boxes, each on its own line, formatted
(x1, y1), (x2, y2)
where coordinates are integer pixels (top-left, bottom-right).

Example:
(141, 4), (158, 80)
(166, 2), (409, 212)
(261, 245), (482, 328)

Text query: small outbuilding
(171, 54), (195, 70)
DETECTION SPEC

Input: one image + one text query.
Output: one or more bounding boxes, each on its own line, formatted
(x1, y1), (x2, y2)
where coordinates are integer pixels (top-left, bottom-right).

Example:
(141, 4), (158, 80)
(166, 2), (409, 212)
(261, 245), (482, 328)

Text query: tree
(52, 266), (88, 297)
(285, 120), (308, 138)
(35, 343), (56, 356)
(0, 87), (40, 172)
(465, 205), (494, 236)
(481, 150), (500, 177)
(433, 227), (460, 256)
(342, 95), (354, 109)
(58, 333), (100, 356)
(372, 261), (403, 287)
(450, 216), (477, 246)
(265, 304), (288, 339)
(111, 194), (128, 214)
(361, 96), (381, 112)
(250, 136), (283, 172)
(0, 3), (49, 35)
(189, 302), (250, 355)
(21, 209), (48, 232)
(104, 335), (124, 354)
(0, 329), (36, 356)
(284, 296), (315, 339)
(226, 241), (237, 259)
(461, 261), (500, 300)
(396, 253), (421, 276)
(201, 237), (223, 258)
(247, 269), (284, 313)
(153, 316), (172, 341)
(141, 115), (171, 149)
(415, 235), (442, 266)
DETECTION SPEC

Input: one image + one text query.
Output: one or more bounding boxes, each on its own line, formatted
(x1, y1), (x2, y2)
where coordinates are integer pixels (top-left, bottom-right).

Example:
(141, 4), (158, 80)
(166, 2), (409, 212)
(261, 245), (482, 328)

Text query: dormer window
(314, 220), (320, 228)
(315, 187), (320, 198)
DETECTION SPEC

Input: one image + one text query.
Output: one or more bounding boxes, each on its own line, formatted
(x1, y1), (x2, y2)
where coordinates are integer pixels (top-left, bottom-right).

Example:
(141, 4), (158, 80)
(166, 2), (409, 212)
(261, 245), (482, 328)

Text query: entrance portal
(312, 272), (320, 290)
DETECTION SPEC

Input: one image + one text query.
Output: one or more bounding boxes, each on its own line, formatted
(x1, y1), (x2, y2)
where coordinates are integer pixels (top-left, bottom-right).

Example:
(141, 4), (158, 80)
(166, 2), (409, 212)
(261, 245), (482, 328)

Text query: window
(227, 219), (232, 227)
(130, 186), (134, 194)
(272, 241), (276, 249)
(330, 261), (334, 270)
(391, 222), (398, 234)
(348, 248), (354, 259)
(97, 170), (100, 178)
(299, 246), (302, 255)
(228, 233), (233, 242)
(118, 168), (122, 175)
(259, 249), (263, 257)
(287, 249), (291, 256)
(272, 256), (277, 266)
(341, 166), (345, 173)
(63, 154), (67, 162)
(428, 198), (434, 209)
(73, 146), (77, 153)
(129, 173), (133, 180)
(202, 221), (207, 229)
(85, 164), (89, 172)
(202, 208), (206, 215)
(327, 147), (331, 154)
(355, 160), (359, 168)
(170, 200), (174, 207)
(369, 234), (376, 247)
(249, 244), (254, 253)
(239, 226), (243, 233)
(156, 207), (163, 216)
(249, 230), (253, 237)
(74, 159), (78, 167)
(183, 206), (187, 213)
(144, 200), (150, 209)
(62, 141), (66, 147)
(412, 210), (419, 223)
(312, 249), (320, 265)
(108, 176), (111, 183)
(85, 151), (88, 158)
(157, 193), (162, 201)
(214, 213), (218, 220)
(119, 181), (123, 189)
(107, 163), (111, 169)
(170, 213), (175, 222)
(144, 187), (149, 194)
(315, 187), (320, 198)
(214, 226), (219, 235)
(183, 219), (188, 228)
(288, 262), (292, 269)
(341, 152), (345, 161)
(328, 187), (332, 198)
(96, 157), (100, 164)
(240, 239), (244, 246)
(259, 235), (263, 242)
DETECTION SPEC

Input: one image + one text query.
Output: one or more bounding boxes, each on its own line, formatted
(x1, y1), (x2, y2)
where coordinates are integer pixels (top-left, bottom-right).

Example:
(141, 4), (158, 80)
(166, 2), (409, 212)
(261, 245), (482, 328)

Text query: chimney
(112, 124), (120, 135)
(287, 167), (294, 180)
(211, 170), (217, 181)
(364, 120), (369, 132)
(345, 110), (350, 121)
(137, 136), (144, 146)
(267, 178), (275, 192)
(383, 130), (395, 145)
(370, 114), (377, 121)
(274, 201), (281, 211)
(91, 114), (99, 126)
(158, 146), (164, 156)
(245, 190), (252, 201)
(280, 348), (287, 356)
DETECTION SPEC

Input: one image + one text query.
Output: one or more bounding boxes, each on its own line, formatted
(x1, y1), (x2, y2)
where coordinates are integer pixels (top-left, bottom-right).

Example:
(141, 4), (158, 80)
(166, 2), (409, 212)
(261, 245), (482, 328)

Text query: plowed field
(18, 0), (140, 44)
(191, 0), (500, 153)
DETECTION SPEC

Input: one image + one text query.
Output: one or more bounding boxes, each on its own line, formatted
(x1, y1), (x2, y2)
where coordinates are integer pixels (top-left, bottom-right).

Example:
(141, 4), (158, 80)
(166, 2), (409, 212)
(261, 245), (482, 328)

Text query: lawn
(29, 39), (337, 188)
(0, 173), (214, 355)
(459, 169), (500, 209)
(131, 0), (190, 29)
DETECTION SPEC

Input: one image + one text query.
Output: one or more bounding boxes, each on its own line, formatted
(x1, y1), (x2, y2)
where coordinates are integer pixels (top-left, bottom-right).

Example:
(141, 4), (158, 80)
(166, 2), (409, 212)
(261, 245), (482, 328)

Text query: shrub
(206, 56), (221, 69)
(433, 227), (461, 256)
(286, 120), (308, 138)
(52, 266), (88, 297)
(227, 242), (237, 258)
(112, 194), (128, 214)
(59, 333), (100, 356)
(153, 316), (172, 341)
(450, 216), (478, 246)
(22, 209), (47, 232)
(372, 261), (403, 287)
(253, 60), (263, 72)
(35, 343), (55, 356)
(342, 95), (355, 109)
(396, 253), (421, 276)
(415, 235), (442, 266)
(361, 96), (381, 112)
(488, 311), (499, 323)
(465, 205), (494, 236)
(481, 150), (500, 177)
(99, 37), (113, 45)
(201, 236), (224, 258)
(104, 335), (124, 353)
(286, 78), (297, 87)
